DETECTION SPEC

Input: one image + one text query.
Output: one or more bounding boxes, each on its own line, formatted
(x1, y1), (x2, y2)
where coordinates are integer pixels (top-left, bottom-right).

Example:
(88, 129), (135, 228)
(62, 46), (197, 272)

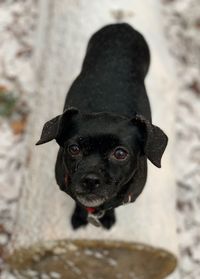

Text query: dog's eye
(112, 147), (129, 160)
(68, 144), (80, 156)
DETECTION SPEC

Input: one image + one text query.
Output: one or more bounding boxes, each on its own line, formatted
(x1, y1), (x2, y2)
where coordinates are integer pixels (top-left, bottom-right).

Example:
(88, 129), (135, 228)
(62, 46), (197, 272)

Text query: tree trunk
(6, 1), (178, 278)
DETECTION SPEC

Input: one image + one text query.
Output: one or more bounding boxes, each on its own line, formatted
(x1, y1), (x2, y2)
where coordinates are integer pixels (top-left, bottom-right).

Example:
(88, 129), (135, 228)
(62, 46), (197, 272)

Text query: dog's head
(36, 107), (168, 208)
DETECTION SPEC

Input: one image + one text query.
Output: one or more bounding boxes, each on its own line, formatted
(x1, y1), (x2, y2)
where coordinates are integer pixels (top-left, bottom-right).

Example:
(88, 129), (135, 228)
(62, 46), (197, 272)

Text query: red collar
(86, 207), (96, 214)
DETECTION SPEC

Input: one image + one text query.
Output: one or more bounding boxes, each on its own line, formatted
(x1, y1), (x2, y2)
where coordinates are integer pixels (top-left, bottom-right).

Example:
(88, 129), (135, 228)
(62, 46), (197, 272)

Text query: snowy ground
(0, 0), (37, 272)
(0, 0), (200, 278)
(162, 0), (200, 278)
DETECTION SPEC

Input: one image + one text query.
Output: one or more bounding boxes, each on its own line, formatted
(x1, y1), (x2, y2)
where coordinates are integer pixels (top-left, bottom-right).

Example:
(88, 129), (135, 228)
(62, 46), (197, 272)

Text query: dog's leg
(71, 203), (88, 229)
(99, 209), (116, 229)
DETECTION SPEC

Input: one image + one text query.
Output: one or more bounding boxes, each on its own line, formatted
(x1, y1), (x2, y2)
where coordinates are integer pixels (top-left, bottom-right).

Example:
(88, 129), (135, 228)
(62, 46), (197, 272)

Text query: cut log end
(6, 239), (177, 279)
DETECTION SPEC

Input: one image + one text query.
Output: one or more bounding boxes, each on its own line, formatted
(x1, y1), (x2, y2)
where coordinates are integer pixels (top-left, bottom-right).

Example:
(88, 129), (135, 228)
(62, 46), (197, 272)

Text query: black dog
(36, 23), (168, 230)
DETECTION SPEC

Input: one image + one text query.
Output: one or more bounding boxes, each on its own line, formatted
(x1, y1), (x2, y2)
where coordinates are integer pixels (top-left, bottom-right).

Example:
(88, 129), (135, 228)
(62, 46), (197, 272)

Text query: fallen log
(6, 1), (178, 278)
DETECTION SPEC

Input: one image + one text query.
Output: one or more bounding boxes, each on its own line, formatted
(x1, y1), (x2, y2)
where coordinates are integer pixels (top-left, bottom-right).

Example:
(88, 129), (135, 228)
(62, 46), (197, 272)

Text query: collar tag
(87, 214), (102, 227)
(87, 210), (105, 227)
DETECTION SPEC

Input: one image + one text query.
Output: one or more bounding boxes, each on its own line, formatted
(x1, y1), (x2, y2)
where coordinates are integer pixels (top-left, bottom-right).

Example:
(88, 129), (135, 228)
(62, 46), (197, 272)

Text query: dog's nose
(81, 173), (100, 189)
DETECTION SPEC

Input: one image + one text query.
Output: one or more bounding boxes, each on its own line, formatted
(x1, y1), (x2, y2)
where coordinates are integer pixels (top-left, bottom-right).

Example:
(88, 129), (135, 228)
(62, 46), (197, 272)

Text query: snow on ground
(0, 0), (200, 278)
(0, 0), (37, 273)
(162, 0), (200, 278)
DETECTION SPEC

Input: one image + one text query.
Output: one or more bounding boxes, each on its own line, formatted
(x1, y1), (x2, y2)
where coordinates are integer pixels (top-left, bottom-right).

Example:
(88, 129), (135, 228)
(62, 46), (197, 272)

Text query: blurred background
(0, 0), (200, 278)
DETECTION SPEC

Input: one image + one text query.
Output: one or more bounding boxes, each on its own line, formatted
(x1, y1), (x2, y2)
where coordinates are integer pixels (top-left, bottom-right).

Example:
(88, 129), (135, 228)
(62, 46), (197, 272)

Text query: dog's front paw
(71, 214), (88, 230)
(100, 209), (116, 230)
(71, 204), (88, 230)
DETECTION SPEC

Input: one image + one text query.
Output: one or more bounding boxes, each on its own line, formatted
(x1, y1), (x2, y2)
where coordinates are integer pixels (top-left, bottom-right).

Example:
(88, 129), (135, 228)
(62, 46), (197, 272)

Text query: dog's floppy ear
(36, 107), (79, 146)
(132, 114), (168, 168)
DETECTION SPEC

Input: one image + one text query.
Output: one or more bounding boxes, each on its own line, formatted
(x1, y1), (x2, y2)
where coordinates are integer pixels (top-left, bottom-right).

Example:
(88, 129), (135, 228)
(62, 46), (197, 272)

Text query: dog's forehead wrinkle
(83, 111), (128, 121)
(78, 134), (120, 148)
(77, 118), (131, 139)
(81, 113), (128, 129)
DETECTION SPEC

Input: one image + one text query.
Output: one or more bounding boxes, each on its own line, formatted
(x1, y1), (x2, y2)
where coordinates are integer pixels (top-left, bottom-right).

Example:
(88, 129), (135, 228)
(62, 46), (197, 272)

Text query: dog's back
(65, 23), (151, 120)
(83, 23), (150, 79)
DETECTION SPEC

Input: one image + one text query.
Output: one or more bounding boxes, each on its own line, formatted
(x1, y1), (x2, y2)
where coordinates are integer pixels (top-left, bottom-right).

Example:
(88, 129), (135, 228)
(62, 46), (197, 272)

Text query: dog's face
(62, 113), (142, 207)
(36, 107), (168, 208)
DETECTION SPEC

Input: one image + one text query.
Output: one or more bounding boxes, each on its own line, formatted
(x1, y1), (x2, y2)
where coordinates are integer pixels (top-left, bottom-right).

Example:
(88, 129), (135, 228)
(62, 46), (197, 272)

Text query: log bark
(7, 1), (178, 278)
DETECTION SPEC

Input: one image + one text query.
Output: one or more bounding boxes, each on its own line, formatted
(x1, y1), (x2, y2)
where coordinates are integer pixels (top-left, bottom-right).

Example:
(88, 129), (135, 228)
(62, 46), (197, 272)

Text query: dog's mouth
(76, 193), (107, 207)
